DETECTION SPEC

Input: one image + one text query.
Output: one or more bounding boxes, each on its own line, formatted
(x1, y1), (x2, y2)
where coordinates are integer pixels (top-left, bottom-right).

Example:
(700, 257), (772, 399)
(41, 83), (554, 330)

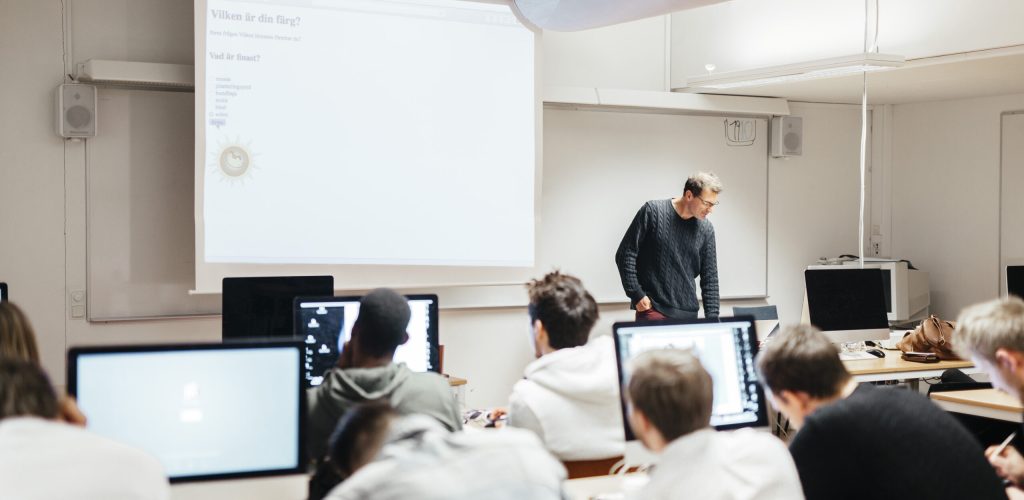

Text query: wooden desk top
(931, 388), (1024, 413)
(843, 352), (973, 376)
(446, 376), (467, 387)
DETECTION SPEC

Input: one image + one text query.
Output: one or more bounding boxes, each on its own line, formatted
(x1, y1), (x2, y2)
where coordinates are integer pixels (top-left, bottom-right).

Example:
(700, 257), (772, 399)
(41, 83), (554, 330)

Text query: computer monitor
(808, 259), (929, 323)
(67, 341), (305, 483)
(1007, 265), (1024, 299)
(804, 268), (889, 343)
(222, 276), (333, 340)
(293, 294), (440, 387)
(612, 317), (767, 464)
(0, 282), (6, 302)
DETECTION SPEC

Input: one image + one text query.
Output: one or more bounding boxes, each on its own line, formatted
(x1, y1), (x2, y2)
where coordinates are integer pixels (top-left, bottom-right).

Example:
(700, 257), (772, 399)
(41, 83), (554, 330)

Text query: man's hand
(987, 444), (1024, 485)
(636, 296), (653, 313)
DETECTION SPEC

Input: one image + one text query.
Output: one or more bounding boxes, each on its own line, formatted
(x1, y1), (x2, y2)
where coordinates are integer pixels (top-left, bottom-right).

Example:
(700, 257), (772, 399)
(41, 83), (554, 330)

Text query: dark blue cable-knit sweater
(615, 199), (719, 318)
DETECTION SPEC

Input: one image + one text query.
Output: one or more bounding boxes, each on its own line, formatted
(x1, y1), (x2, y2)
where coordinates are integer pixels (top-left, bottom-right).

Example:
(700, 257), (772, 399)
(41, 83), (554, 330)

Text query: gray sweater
(615, 199), (720, 318)
(306, 363), (461, 459)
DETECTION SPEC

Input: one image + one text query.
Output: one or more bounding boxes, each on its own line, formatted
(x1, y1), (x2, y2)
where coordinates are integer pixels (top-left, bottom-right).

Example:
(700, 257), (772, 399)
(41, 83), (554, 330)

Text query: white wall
(543, 15), (669, 91)
(767, 102), (865, 324)
(889, 93), (1024, 318)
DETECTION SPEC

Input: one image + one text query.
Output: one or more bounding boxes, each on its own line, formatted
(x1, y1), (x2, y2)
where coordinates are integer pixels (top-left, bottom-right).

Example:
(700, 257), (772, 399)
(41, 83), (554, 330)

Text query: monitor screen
(222, 276), (333, 340)
(294, 295), (439, 387)
(1009, 266), (1024, 300)
(805, 269), (889, 332)
(612, 317), (766, 440)
(67, 341), (305, 482)
(0, 282), (6, 302)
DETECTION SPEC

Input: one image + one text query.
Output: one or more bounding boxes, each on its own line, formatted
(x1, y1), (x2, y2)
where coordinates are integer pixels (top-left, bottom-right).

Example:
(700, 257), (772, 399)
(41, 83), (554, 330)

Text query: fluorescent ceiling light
(684, 53), (905, 90)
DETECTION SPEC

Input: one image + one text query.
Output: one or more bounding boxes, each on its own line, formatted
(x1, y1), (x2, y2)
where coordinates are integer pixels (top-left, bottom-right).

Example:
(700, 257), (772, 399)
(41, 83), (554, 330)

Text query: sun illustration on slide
(208, 138), (258, 184)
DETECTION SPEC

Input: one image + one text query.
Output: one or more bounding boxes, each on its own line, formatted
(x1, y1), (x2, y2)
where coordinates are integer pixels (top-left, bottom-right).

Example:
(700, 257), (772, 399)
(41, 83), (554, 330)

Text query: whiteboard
(87, 98), (768, 318)
(1001, 111), (1024, 294)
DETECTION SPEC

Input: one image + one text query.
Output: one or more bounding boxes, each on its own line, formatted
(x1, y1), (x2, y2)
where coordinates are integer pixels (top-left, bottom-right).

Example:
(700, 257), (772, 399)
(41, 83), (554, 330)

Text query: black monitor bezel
(1008, 265), (1024, 299)
(804, 268), (889, 331)
(292, 294), (441, 377)
(612, 315), (766, 441)
(0, 282), (6, 302)
(221, 275), (334, 340)
(66, 340), (307, 483)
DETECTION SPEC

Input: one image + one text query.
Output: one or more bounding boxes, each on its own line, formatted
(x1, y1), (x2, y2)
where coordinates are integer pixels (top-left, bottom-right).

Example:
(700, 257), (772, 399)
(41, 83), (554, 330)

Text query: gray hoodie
(307, 363), (461, 459)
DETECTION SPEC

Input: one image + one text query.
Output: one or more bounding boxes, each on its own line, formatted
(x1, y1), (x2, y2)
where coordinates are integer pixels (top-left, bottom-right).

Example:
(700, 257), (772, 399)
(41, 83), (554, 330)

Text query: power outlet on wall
(69, 290), (86, 318)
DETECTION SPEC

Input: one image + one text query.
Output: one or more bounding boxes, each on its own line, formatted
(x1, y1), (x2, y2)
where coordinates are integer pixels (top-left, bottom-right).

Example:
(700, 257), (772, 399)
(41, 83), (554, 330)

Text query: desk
(564, 473), (648, 500)
(843, 354), (975, 384)
(930, 388), (1023, 423)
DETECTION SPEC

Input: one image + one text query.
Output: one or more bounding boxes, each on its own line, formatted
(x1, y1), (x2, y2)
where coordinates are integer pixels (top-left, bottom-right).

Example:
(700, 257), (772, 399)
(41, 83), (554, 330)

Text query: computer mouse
(866, 348), (886, 358)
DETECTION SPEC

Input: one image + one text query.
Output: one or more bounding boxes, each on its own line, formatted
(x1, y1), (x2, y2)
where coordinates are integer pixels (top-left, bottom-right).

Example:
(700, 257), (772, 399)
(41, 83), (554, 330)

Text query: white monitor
(612, 317), (767, 466)
(68, 341), (305, 483)
(294, 295), (439, 387)
(808, 259), (929, 323)
(803, 268), (890, 343)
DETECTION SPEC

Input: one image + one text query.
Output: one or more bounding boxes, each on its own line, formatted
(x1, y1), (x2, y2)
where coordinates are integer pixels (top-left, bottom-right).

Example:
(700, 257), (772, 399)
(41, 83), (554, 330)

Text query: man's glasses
(696, 195), (719, 208)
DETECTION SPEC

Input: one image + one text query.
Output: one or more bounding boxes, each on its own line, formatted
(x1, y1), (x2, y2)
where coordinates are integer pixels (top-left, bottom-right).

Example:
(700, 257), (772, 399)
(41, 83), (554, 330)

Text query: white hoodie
(507, 335), (625, 461)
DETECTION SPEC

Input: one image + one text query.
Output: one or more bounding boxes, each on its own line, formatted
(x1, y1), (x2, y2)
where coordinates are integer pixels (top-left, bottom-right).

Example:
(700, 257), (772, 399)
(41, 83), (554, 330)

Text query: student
(505, 271), (623, 461)
(0, 358), (169, 500)
(957, 297), (1024, 496)
(323, 403), (566, 500)
(306, 288), (461, 459)
(0, 301), (86, 425)
(757, 325), (1007, 500)
(627, 349), (803, 500)
(615, 171), (722, 320)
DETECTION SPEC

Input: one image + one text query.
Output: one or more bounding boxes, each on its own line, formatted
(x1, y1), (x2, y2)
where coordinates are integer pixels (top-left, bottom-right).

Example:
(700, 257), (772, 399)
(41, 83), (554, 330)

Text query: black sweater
(790, 384), (1007, 500)
(615, 199), (719, 318)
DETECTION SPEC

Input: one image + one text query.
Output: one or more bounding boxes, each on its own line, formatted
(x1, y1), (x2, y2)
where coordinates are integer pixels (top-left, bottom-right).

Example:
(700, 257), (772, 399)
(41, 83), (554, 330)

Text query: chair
(731, 305), (779, 320)
(562, 456), (625, 479)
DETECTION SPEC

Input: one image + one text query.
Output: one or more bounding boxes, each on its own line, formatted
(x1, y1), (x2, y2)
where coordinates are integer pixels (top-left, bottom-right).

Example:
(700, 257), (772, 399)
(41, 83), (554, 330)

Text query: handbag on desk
(897, 315), (961, 360)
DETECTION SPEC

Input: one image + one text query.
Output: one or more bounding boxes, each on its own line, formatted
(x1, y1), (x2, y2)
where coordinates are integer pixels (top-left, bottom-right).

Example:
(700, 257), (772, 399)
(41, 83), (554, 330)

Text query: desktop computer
(67, 341), (306, 482)
(809, 259), (929, 324)
(802, 268), (890, 353)
(293, 294), (440, 387)
(612, 317), (766, 466)
(222, 276), (334, 340)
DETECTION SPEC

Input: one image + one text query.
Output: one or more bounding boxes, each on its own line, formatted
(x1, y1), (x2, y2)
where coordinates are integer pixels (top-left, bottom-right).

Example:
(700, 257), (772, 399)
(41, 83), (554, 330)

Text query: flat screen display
(805, 269), (889, 331)
(222, 276), (333, 339)
(294, 294), (439, 387)
(67, 341), (304, 482)
(613, 317), (766, 440)
(1008, 266), (1024, 299)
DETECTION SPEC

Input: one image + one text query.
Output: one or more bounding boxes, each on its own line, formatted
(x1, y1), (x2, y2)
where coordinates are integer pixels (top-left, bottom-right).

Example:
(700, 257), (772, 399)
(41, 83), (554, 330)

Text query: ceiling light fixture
(683, 53), (905, 90)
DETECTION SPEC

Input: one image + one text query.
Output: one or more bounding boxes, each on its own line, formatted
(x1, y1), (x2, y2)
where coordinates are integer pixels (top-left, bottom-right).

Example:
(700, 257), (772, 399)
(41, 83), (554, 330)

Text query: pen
(992, 431), (1018, 458)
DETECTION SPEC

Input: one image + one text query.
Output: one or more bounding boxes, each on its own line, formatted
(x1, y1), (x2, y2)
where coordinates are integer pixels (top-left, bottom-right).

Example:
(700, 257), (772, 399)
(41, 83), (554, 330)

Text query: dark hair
(327, 402), (396, 479)
(353, 289), (411, 358)
(527, 271), (598, 349)
(628, 349), (712, 442)
(0, 357), (59, 420)
(683, 172), (723, 198)
(0, 302), (41, 363)
(756, 325), (851, 398)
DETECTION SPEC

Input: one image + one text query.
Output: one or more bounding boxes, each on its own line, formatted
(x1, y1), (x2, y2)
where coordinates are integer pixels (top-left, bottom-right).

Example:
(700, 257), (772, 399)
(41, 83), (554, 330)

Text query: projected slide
(199, 0), (536, 267)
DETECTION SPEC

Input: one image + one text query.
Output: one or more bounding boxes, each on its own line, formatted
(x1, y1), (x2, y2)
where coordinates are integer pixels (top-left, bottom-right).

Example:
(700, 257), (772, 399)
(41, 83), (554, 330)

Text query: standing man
(615, 172), (722, 320)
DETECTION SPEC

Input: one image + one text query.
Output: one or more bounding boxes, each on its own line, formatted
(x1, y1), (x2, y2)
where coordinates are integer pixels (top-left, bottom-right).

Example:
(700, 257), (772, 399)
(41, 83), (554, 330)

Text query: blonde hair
(955, 297), (1024, 362)
(0, 302), (41, 364)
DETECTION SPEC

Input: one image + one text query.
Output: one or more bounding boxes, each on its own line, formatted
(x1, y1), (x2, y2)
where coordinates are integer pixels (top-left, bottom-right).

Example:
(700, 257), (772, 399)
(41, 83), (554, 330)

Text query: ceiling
(682, 47), (1024, 105)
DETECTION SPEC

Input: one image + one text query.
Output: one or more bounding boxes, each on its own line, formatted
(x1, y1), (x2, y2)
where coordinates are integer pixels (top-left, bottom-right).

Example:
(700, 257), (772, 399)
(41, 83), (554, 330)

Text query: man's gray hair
(684, 172), (724, 197)
(956, 297), (1024, 362)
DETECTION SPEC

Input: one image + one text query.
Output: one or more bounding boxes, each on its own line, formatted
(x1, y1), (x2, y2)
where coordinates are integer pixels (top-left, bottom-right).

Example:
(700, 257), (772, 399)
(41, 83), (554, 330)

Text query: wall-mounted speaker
(771, 116), (802, 157)
(56, 83), (97, 138)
